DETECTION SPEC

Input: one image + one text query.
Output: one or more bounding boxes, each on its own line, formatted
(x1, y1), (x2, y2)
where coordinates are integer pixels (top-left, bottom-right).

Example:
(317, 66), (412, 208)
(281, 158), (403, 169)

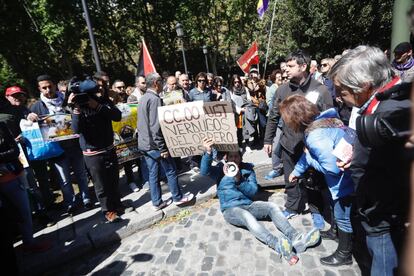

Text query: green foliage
(0, 0), (394, 87)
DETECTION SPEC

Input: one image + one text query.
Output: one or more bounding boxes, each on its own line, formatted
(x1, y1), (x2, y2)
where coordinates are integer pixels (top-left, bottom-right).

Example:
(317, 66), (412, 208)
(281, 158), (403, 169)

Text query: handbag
(20, 119), (64, 161)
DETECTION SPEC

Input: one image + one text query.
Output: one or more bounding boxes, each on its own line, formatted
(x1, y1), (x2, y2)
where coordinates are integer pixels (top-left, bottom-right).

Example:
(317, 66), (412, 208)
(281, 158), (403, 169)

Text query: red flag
(237, 42), (259, 74)
(137, 39), (157, 76)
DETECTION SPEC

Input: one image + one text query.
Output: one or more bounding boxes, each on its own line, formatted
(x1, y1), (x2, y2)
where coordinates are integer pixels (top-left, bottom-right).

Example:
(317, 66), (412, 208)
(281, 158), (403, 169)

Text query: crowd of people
(1, 42), (412, 274)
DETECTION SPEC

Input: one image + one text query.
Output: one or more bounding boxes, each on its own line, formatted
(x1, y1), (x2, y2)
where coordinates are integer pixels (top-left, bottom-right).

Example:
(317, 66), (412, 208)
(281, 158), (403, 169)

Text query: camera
(356, 82), (411, 147)
(67, 77), (98, 107)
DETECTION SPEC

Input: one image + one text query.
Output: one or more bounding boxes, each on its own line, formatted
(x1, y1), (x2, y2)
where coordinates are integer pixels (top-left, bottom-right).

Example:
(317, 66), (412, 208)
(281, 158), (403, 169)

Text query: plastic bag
(20, 119), (64, 161)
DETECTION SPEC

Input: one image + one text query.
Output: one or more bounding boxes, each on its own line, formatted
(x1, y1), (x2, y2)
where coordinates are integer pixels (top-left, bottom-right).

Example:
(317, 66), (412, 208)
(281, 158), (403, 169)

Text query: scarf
(392, 57), (414, 71)
(232, 85), (245, 96)
(40, 91), (64, 114)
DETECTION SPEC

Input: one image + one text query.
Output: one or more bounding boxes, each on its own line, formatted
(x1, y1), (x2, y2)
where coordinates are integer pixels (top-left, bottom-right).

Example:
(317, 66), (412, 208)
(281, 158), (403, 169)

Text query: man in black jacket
(330, 46), (410, 273)
(263, 50), (333, 223)
(70, 79), (124, 222)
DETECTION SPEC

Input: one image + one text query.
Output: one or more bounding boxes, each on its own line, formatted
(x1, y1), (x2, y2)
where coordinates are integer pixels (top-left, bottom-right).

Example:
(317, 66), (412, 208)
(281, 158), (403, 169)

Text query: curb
(19, 173), (217, 275)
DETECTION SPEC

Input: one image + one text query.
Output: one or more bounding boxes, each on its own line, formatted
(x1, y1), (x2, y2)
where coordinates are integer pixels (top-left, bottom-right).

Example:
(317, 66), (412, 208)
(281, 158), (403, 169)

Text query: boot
(320, 225), (338, 241)
(320, 229), (353, 266)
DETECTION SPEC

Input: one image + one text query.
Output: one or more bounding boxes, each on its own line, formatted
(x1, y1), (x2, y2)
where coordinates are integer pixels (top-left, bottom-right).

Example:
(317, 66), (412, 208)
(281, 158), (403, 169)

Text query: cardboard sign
(112, 103), (142, 164)
(158, 101), (239, 157)
(39, 114), (79, 141)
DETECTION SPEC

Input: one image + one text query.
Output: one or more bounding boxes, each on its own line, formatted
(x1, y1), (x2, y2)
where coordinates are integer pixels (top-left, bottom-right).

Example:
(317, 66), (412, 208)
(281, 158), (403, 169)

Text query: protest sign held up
(158, 101), (238, 157)
(112, 103), (142, 163)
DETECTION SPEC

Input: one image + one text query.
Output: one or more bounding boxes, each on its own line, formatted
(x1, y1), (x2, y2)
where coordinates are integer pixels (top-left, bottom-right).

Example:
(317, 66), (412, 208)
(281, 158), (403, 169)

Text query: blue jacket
(200, 152), (258, 212)
(292, 108), (354, 200)
(188, 88), (213, 102)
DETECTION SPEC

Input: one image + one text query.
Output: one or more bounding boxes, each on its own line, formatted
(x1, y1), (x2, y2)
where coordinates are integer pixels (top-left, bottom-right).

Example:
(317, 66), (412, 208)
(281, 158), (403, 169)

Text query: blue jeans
(222, 201), (298, 250)
(144, 151), (182, 206)
(0, 174), (33, 244)
(140, 157), (149, 183)
(333, 196), (353, 233)
(271, 128), (283, 171)
(53, 151), (90, 207)
(366, 232), (398, 276)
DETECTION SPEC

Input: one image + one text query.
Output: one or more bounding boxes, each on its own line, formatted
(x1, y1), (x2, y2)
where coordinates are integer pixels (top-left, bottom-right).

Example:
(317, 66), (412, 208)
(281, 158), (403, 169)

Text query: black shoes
(320, 226), (338, 241)
(320, 229), (353, 266)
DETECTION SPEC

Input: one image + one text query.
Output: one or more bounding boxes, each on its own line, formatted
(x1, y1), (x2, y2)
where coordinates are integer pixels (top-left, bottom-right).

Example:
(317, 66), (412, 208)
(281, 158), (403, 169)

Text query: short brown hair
(279, 95), (319, 132)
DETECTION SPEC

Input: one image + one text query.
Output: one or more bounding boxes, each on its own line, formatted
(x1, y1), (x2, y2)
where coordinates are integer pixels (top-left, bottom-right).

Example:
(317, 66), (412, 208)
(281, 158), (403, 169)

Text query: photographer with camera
(200, 138), (320, 265)
(280, 95), (355, 267)
(329, 46), (411, 275)
(69, 78), (125, 223)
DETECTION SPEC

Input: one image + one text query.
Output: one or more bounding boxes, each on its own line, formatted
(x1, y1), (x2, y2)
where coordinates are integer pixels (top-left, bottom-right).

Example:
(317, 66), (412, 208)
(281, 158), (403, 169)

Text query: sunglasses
(321, 64), (329, 67)
(197, 79), (206, 83)
(115, 86), (125, 89)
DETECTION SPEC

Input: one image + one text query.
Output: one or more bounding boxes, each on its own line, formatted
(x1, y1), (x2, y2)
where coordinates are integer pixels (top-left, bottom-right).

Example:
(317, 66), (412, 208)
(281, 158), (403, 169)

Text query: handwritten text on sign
(158, 101), (238, 157)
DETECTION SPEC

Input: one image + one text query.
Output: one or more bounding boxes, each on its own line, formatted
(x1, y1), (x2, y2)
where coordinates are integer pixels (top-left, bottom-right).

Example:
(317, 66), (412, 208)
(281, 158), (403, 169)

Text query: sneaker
(282, 209), (298, 219)
(129, 182), (140, 193)
(142, 181), (150, 191)
(153, 198), (173, 211)
(274, 235), (296, 263)
(105, 211), (121, 223)
(191, 166), (200, 173)
(23, 240), (53, 253)
(311, 213), (325, 230)
(174, 192), (195, 206)
(245, 146), (252, 153)
(292, 228), (321, 253)
(264, 169), (283, 180)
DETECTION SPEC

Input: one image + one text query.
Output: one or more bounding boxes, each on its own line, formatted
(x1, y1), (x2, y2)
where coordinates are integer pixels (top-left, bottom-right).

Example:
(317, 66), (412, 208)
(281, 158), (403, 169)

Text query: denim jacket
(292, 108), (354, 200)
(200, 152), (258, 211)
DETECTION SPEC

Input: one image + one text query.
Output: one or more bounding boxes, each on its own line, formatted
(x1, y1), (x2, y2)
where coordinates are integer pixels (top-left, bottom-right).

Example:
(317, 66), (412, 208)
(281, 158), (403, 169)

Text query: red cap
(5, 86), (26, 96)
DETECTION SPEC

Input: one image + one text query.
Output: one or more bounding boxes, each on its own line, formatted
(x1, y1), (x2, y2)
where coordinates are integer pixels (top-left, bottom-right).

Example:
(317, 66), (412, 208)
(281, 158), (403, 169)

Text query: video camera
(67, 76), (98, 107)
(356, 82), (411, 147)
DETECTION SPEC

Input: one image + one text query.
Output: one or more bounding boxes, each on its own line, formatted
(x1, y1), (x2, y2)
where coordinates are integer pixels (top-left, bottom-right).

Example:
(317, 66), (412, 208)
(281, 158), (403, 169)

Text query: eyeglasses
(234, 80), (241, 84)
(282, 77), (288, 80)
(197, 79), (206, 83)
(321, 64), (329, 67)
(115, 86), (125, 89)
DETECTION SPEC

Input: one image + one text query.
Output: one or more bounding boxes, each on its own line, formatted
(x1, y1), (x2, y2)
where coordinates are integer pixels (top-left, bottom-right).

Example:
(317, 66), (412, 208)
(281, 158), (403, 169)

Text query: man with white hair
(329, 46), (410, 273)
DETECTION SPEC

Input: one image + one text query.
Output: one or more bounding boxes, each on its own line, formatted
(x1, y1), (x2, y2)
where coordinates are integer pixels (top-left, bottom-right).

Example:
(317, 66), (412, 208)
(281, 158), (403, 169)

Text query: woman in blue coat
(280, 95), (354, 267)
(200, 138), (320, 265)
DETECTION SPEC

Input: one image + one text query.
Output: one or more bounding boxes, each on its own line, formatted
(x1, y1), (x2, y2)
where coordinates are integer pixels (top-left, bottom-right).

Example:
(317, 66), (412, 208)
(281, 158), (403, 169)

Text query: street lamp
(81, 0), (101, 72)
(202, 45), (209, 73)
(175, 23), (188, 75)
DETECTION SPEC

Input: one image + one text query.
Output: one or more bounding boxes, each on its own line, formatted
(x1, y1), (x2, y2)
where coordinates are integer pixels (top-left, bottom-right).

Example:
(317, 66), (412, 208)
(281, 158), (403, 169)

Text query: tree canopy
(0, 0), (393, 95)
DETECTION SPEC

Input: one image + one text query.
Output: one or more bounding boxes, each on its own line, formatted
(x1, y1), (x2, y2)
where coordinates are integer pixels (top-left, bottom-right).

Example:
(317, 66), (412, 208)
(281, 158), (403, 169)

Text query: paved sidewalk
(16, 170), (217, 275)
(47, 194), (362, 275)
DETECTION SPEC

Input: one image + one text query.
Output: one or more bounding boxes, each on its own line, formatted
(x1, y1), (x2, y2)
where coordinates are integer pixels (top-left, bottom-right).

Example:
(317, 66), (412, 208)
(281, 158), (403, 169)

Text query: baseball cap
(79, 79), (98, 94)
(5, 86), (26, 96)
(249, 68), (259, 74)
(394, 42), (412, 55)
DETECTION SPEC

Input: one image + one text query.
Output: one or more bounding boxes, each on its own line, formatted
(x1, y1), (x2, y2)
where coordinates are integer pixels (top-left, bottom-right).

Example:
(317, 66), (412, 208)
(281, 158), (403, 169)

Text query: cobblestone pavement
(52, 191), (362, 276)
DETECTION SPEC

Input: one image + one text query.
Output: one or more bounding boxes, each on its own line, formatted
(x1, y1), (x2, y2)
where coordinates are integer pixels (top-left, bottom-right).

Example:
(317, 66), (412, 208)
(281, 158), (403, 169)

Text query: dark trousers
(30, 159), (54, 207)
(281, 147), (307, 213)
(84, 149), (121, 213)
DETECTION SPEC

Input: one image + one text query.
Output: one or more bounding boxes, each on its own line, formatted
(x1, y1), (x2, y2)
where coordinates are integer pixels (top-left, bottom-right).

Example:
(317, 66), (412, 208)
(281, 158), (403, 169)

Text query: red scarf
(365, 77), (400, 115)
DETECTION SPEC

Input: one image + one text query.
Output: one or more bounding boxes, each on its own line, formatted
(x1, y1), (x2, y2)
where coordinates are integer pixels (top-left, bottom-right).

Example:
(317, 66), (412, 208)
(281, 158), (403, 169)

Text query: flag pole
(263, 0), (277, 78)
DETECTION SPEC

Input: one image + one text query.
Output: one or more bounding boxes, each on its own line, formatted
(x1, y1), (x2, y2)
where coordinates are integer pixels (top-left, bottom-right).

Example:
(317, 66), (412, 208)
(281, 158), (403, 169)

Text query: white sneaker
(192, 166), (200, 173)
(129, 182), (140, 192)
(174, 192), (195, 206)
(245, 146), (252, 153)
